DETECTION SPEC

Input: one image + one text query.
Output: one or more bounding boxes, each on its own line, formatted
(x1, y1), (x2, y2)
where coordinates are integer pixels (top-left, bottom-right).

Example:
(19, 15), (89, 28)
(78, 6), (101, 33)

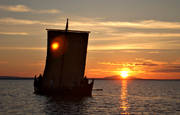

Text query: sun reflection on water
(120, 80), (129, 114)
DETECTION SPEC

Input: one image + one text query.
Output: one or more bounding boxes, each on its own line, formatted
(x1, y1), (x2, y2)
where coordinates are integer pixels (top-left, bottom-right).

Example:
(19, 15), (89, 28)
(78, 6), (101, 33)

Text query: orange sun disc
(52, 42), (59, 50)
(120, 71), (129, 79)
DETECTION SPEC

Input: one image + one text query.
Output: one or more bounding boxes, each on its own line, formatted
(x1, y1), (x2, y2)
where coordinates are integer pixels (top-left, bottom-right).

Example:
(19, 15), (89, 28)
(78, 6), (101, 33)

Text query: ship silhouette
(34, 19), (94, 96)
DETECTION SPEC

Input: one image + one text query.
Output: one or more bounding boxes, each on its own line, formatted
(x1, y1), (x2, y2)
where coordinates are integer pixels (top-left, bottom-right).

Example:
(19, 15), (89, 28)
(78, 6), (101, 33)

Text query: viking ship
(34, 19), (94, 96)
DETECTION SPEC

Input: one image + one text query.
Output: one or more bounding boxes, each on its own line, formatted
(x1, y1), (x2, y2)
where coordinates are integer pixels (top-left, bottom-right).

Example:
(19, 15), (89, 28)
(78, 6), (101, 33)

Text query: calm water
(0, 80), (180, 115)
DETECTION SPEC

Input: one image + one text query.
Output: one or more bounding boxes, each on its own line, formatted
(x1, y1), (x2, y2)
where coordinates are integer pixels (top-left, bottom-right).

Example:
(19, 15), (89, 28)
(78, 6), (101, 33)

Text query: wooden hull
(34, 78), (94, 97)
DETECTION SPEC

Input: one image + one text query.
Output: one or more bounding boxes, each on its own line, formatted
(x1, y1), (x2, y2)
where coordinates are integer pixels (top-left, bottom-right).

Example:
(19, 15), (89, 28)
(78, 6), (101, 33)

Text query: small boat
(34, 19), (94, 97)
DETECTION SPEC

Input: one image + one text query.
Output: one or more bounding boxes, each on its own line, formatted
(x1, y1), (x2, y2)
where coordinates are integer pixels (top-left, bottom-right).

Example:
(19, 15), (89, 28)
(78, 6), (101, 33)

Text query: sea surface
(0, 80), (180, 115)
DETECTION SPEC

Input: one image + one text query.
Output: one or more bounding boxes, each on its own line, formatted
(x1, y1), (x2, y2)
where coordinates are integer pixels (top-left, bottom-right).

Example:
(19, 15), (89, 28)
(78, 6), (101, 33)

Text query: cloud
(172, 58), (180, 65)
(99, 61), (158, 67)
(0, 32), (28, 35)
(100, 58), (163, 67)
(147, 51), (160, 54)
(36, 9), (60, 14)
(99, 20), (180, 29)
(153, 65), (180, 73)
(0, 61), (8, 64)
(0, 17), (64, 25)
(135, 62), (158, 66)
(99, 62), (122, 66)
(134, 58), (165, 67)
(1, 17), (180, 30)
(0, 16), (180, 50)
(135, 58), (166, 65)
(134, 58), (180, 73)
(28, 60), (44, 66)
(0, 47), (46, 50)
(0, 17), (40, 25)
(110, 33), (180, 38)
(61, 19), (180, 29)
(0, 5), (60, 14)
(0, 5), (30, 12)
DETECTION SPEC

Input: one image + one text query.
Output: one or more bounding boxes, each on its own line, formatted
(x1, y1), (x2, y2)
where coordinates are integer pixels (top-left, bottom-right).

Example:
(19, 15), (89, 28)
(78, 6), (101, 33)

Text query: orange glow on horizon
(51, 42), (59, 50)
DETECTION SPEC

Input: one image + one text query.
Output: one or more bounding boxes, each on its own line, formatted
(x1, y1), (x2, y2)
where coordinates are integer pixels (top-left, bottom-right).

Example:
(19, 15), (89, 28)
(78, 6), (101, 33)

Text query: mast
(65, 18), (68, 32)
(59, 18), (68, 88)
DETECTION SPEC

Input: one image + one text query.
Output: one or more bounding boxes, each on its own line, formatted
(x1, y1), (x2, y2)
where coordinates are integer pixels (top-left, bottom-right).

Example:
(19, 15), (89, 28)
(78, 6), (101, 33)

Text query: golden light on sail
(51, 42), (59, 50)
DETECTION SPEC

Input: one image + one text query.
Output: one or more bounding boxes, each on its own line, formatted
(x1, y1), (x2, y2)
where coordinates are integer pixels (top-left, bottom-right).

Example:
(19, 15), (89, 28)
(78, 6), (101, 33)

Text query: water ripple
(0, 80), (180, 114)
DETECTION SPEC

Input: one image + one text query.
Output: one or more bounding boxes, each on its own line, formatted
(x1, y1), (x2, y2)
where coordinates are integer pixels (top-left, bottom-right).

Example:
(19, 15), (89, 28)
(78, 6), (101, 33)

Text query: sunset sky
(0, 0), (180, 79)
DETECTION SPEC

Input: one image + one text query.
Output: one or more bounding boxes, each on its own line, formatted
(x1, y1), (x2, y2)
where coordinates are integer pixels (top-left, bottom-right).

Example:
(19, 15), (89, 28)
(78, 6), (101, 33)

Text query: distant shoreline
(88, 78), (180, 81)
(0, 76), (33, 80)
(0, 76), (180, 81)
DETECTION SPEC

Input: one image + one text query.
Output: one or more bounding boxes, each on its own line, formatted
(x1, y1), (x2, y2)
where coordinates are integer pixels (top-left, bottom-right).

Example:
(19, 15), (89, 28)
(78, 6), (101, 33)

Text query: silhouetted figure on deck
(38, 74), (42, 81)
(34, 75), (37, 91)
(37, 74), (43, 88)
(84, 76), (88, 84)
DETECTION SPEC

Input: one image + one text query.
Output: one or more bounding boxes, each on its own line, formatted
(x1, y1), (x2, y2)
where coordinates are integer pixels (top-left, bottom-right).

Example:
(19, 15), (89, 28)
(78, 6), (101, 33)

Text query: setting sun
(116, 68), (131, 79)
(51, 42), (59, 50)
(120, 71), (129, 79)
